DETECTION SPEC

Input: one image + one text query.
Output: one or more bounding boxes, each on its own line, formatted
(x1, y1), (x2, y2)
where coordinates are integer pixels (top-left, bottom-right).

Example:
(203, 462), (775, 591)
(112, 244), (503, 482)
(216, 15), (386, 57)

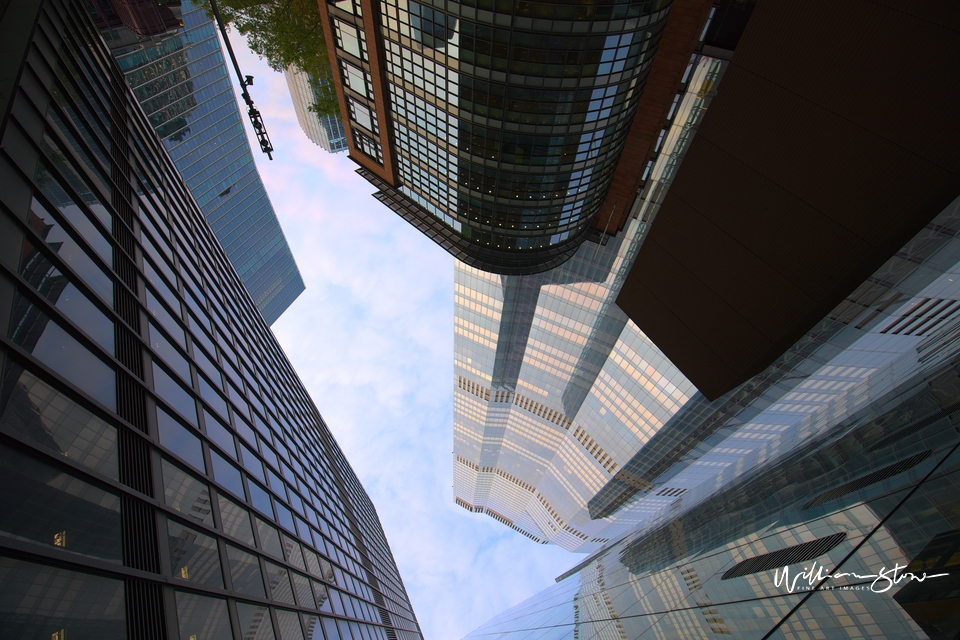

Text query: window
(157, 407), (204, 470)
(339, 60), (374, 99)
(335, 19), (367, 60)
(0, 368), (118, 479)
(0, 557), (125, 636)
(0, 444), (121, 562)
(352, 129), (383, 164)
(265, 561), (296, 604)
(167, 519), (223, 588)
(219, 494), (255, 544)
(175, 591), (231, 640)
(162, 458), (214, 526)
(348, 97), (377, 134)
(227, 545), (266, 597)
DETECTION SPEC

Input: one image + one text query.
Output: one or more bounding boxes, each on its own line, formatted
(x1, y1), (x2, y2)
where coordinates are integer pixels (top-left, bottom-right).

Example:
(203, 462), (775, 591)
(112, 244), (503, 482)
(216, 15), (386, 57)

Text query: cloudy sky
(224, 33), (578, 640)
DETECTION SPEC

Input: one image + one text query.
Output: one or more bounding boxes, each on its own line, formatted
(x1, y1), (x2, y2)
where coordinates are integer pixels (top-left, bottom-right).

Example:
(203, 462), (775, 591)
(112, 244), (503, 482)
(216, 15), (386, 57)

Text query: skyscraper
(453, 47), (724, 551)
(93, 0), (306, 325)
(284, 66), (348, 153)
(466, 332), (960, 637)
(317, 0), (721, 274)
(0, 0), (422, 637)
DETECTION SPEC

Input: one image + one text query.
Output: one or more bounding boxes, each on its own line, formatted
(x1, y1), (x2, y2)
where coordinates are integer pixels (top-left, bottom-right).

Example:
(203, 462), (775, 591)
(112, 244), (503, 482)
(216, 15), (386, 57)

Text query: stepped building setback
(0, 0), (423, 637)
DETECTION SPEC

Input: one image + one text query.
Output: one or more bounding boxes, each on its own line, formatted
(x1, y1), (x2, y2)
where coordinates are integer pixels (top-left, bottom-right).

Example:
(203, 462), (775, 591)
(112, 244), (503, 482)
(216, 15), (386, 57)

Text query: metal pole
(208, 0), (274, 159)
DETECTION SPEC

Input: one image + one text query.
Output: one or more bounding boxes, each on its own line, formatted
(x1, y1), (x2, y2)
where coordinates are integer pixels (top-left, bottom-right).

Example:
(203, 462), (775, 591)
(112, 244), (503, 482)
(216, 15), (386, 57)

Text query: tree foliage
(215, 0), (341, 117)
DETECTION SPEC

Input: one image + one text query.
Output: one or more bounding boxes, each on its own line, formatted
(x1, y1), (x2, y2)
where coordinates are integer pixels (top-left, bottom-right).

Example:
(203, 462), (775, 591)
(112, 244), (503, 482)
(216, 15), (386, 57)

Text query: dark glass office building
(317, 0), (718, 274)
(0, 0), (422, 637)
(92, 0), (306, 325)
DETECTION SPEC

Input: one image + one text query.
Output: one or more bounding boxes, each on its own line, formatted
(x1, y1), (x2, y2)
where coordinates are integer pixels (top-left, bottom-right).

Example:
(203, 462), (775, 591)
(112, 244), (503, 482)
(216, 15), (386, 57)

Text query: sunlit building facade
(468, 288), (960, 640)
(95, 0), (305, 324)
(0, 0), (422, 637)
(452, 51), (726, 552)
(317, 0), (723, 274)
(284, 66), (348, 153)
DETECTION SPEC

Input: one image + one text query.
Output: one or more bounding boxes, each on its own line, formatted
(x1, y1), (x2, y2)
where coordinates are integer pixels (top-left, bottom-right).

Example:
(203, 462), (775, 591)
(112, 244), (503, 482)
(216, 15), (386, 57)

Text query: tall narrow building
(92, 0), (306, 324)
(0, 0), (422, 637)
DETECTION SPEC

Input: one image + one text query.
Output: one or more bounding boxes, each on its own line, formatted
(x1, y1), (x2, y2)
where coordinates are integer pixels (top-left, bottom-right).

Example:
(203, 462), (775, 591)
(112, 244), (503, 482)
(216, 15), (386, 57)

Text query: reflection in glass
(266, 560), (296, 605)
(0, 444), (121, 562)
(257, 516), (285, 560)
(167, 519), (223, 588)
(0, 367), (118, 479)
(227, 545), (265, 597)
(219, 494), (255, 544)
(153, 363), (198, 426)
(211, 449), (245, 499)
(237, 601), (276, 640)
(162, 458), (214, 526)
(275, 608), (304, 640)
(0, 556), (125, 638)
(175, 591), (231, 640)
(157, 407), (204, 471)
(9, 294), (115, 409)
(292, 571), (315, 609)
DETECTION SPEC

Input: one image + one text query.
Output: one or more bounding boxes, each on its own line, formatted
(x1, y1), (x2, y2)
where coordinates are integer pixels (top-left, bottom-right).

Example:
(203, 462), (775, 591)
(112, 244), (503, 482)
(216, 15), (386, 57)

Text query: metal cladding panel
(617, 0), (960, 401)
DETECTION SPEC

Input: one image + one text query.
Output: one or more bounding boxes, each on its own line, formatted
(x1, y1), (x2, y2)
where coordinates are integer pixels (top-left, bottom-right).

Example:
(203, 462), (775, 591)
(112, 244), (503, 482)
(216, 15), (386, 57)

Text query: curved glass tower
(324, 0), (676, 274)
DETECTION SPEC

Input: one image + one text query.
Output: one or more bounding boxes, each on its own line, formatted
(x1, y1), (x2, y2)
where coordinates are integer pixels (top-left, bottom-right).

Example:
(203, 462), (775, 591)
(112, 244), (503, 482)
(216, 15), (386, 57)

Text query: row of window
(22, 11), (415, 622)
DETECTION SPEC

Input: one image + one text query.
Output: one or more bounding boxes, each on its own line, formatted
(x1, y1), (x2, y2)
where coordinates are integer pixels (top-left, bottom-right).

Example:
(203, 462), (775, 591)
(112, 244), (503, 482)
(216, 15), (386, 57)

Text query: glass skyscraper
(95, 0), (306, 325)
(452, 51), (724, 551)
(284, 66), (348, 153)
(0, 0), (422, 637)
(317, 0), (717, 274)
(467, 335), (960, 638)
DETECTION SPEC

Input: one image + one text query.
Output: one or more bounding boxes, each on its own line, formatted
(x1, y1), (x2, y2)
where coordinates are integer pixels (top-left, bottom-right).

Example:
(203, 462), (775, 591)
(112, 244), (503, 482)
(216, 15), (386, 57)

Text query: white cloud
(225, 32), (577, 639)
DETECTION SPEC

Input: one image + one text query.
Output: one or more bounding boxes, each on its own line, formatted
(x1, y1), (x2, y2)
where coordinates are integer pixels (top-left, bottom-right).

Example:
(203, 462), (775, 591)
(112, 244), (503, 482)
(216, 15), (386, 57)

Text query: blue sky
(225, 33), (578, 639)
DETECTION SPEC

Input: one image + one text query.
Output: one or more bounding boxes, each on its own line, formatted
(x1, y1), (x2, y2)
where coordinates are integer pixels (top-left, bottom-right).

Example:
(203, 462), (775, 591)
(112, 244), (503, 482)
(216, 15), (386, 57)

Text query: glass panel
(9, 296), (115, 409)
(0, 366), (118, 479)
(303, 547), (323, 578)
(219, 494), (255, 545)
(313, 581), (331, 612)
(292, 571), (316, 609)
(266, 561), (296, 605)
(167, 519), (224, 588)
(249, 480), (274, 516)
(276, 608), (305, 640)
(146, 290), (184, 348)
(276, 501), (296, 533)
(162, 458), (214, 526)
(237, 602), (276, 640)
(211, 450), (245, 499)
(157, 407), (204, 471)
(205, 410), (237, 459)
(323, 618), (341, 640)
(227, 545), (266, 597)
(200, 374), (230, 421)
(149, 321), (190, 382)
(32, 165), (111, 261)
(23, 208), (112, 303)
(175, 591), (232, 640)
(303, 615), (324, 640)
(283, 533), (306, 571)
(241, 442), (266, 483)
(153, 363), (197, 427)
(257, 516), (284, 560)
(0, 556), (125, 637)
(0, 444), (121, 561)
